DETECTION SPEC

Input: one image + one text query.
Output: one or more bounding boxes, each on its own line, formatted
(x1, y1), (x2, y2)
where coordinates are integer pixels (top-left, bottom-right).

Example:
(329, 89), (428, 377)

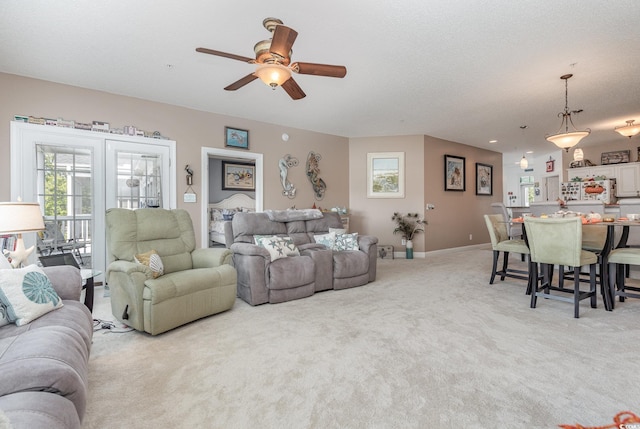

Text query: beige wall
(0, 73), (349, 247)
(349, 135), (503, 253)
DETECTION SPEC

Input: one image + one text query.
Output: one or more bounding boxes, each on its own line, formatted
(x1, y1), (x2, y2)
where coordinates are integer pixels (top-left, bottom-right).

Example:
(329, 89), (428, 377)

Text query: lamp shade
(615, 120), (640, 138)
(0, 202), (45, 234)
(520, 155), (528, 170)
(545, 130), (590, 151)
(254, 63), (292, 88)
(573, 148), (584, 161)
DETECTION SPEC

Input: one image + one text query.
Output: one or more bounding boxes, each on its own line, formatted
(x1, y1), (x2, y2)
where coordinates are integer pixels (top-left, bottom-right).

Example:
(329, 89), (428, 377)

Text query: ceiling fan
(196, 17), (347, 100)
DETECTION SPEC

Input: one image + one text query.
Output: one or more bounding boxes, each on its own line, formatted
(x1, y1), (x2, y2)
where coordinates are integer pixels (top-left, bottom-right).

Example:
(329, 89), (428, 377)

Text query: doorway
(200, 147), (263, 247)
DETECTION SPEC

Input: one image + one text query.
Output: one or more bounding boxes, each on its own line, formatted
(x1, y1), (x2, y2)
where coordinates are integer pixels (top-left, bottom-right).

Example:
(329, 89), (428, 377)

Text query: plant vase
(405, 239), (414, 259)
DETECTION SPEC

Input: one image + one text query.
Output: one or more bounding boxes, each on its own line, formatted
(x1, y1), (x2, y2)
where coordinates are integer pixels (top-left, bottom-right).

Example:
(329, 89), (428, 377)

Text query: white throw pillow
(256, 236), (300, 262)
(314, 232), (336, 248)
(333, 233), (360, 251)
(0, 265), (63, 326)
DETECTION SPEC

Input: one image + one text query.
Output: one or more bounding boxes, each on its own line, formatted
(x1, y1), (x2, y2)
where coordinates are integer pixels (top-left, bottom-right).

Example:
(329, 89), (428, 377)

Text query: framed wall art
(475, 163), (492, 196)
(444, 154), (465, 191)
(366, 152), (405, 198)
(222, 161), (255, 190)
(225, 127), (249, 149)
(601, 150), (630, 165)
(546, 159), (555, 172)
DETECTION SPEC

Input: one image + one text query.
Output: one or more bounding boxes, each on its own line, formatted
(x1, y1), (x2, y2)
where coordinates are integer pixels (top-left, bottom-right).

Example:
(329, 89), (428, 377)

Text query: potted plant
(392, 212), (426, 259)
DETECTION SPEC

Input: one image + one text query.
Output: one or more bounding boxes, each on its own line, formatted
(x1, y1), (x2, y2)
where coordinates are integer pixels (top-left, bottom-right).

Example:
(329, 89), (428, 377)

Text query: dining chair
(619, 198), (640, 246)
(528, 201), (561, 217)
(607, 247), (640, 309)
(483, 214), (530, 288)
(524, 217), (598, 318)
(490, 202), (522, 239)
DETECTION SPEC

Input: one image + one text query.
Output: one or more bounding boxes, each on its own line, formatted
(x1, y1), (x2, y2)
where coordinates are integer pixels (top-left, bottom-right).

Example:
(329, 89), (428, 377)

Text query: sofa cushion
(333, 250), (369, 279)
(0, 265), (63, 326)
(0, 391), (81, 429)
(0, 325), (90, 419)
(268, 256), (314, 290)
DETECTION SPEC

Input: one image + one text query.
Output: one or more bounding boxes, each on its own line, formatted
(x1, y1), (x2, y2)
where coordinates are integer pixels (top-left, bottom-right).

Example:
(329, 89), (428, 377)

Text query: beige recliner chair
(105, 208), (237, 335)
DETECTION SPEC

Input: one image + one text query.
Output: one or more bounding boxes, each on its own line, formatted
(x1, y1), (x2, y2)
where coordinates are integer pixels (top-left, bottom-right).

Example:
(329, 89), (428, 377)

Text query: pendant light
(519, 125), (528, 170)
(614, 120), (640, 139)
(545, 74), (590, 151)
(520, 154), (528, 170)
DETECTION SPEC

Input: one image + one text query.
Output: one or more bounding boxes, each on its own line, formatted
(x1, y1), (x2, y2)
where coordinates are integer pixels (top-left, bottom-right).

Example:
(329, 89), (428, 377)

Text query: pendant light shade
(573, 148), (584, 161)
(545, 74), (590, 151)
(520, 154), (528, 170)
(615, 120), (640, 138)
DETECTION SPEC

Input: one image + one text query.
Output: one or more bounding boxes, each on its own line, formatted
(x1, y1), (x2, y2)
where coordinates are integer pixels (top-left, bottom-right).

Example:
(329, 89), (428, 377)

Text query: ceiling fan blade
(195, 47), (254, 63)
(224, 74), (259, 91)
(293, 62), (347, 78)
(281, 77), (306, 100)
(269, 25), (298, 60)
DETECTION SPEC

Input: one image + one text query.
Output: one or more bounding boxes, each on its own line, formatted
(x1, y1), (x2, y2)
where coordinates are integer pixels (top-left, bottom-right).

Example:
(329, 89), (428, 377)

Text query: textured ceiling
(1, 1), (639, 164)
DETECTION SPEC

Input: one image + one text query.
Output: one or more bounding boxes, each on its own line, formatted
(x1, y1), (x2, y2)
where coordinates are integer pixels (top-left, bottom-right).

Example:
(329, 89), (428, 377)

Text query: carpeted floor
(83, 246), (640, 429)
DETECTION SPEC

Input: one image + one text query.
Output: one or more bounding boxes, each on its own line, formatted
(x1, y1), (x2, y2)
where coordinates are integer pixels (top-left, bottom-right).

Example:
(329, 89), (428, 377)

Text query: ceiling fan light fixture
(615, 119), (640, 138)
(545, 74), (590, 152)
(254, 63), (291, 89)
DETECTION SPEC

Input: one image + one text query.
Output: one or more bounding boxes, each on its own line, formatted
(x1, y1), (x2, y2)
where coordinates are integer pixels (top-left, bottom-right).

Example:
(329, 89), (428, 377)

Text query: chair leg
(530, 263), (539, 309)
(573, 266), (581, 318)
(608, 262), (617, 310)
(500, 252), (509, 281)
(490, 251), (499, 284)
(590, 264), (597, 309)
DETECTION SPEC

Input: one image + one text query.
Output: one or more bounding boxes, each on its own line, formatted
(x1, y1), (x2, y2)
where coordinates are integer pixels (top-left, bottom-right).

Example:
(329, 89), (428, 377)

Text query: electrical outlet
(401, 238), (407, 245)
(469, 234), (473, 241)
(426, 203), (435, 210)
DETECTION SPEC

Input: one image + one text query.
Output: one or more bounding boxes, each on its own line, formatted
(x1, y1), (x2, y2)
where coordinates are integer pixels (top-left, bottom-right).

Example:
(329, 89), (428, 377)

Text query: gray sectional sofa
(0, 265), (93, 429)
(231, 210), (378, 305)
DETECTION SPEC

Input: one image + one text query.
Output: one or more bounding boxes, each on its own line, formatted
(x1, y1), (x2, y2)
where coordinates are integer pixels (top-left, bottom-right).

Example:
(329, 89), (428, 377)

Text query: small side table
(80, 269), (101, 312)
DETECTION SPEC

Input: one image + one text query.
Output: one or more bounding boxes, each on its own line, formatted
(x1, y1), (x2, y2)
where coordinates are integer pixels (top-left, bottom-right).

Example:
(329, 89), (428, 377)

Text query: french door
(11, 122), (175, 277)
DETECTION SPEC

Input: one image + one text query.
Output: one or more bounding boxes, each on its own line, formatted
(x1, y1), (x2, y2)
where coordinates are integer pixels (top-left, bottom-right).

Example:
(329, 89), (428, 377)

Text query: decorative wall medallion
(279, 154), (299, 199)
(306, 151), (326, 200)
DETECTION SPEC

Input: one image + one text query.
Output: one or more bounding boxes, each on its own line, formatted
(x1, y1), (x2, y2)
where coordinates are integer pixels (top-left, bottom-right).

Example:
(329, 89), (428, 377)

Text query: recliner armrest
(230, 242), (271, 260)
(356, 235), (379, 254)
(106, 260), (151, 283)
(192, 248), (233, 268)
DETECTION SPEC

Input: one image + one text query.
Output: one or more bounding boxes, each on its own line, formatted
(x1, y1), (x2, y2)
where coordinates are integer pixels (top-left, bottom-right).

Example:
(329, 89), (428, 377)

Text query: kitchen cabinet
(567, 162), (640, 198)
(567, 165), (616, 180)
(616, 163), (640, 197)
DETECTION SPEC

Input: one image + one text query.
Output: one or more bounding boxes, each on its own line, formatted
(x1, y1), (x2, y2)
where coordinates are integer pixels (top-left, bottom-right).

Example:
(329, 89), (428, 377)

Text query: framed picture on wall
(225, 127), (249, 149)
(475, 163), (492, 196)
(222, 161), (255, 190)
(366, 152), (405, 198)
(444, 154), (465, 191)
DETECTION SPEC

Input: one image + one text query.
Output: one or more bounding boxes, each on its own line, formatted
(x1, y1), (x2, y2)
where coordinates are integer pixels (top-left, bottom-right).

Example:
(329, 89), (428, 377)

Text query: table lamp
(0, 202), (45, 268)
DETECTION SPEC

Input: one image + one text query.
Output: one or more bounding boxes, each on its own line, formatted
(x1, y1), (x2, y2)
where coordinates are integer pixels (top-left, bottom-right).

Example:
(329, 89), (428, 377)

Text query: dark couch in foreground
(231, 210), (378, 305)
(0, 265), (93, 429)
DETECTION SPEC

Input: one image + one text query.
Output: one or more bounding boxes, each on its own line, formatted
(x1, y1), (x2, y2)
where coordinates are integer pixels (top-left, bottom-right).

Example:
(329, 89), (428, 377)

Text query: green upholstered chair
(490, 202), (522, 239)
(483, 214), (530, 287)
(607, 247), (640, 308)
(524, 217), (598, 318)
(105, 208), (237, 335)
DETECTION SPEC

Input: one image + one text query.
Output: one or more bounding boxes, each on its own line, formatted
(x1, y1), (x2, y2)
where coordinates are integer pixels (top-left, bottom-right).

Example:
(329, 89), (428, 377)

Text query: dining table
(511, 217), (639, 312)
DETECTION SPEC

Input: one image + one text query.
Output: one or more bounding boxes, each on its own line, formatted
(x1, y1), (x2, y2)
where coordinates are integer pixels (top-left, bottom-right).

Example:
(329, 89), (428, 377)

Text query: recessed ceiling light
(526, 150), (534, 154)
(489, 140), (497, 143)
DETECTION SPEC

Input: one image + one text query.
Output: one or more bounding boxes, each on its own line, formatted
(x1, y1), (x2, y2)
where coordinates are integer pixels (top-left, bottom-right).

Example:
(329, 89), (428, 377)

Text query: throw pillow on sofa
(255, 236), (300, 261)
(134, 250), (164, 278)
(334, 233), (359, 251)
(0, 264), (63, 326)
(314, 232), (336, 248)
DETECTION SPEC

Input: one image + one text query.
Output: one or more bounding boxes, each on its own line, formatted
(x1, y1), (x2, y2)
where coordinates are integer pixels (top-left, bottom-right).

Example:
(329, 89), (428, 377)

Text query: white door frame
(200, 147), (263, 248)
